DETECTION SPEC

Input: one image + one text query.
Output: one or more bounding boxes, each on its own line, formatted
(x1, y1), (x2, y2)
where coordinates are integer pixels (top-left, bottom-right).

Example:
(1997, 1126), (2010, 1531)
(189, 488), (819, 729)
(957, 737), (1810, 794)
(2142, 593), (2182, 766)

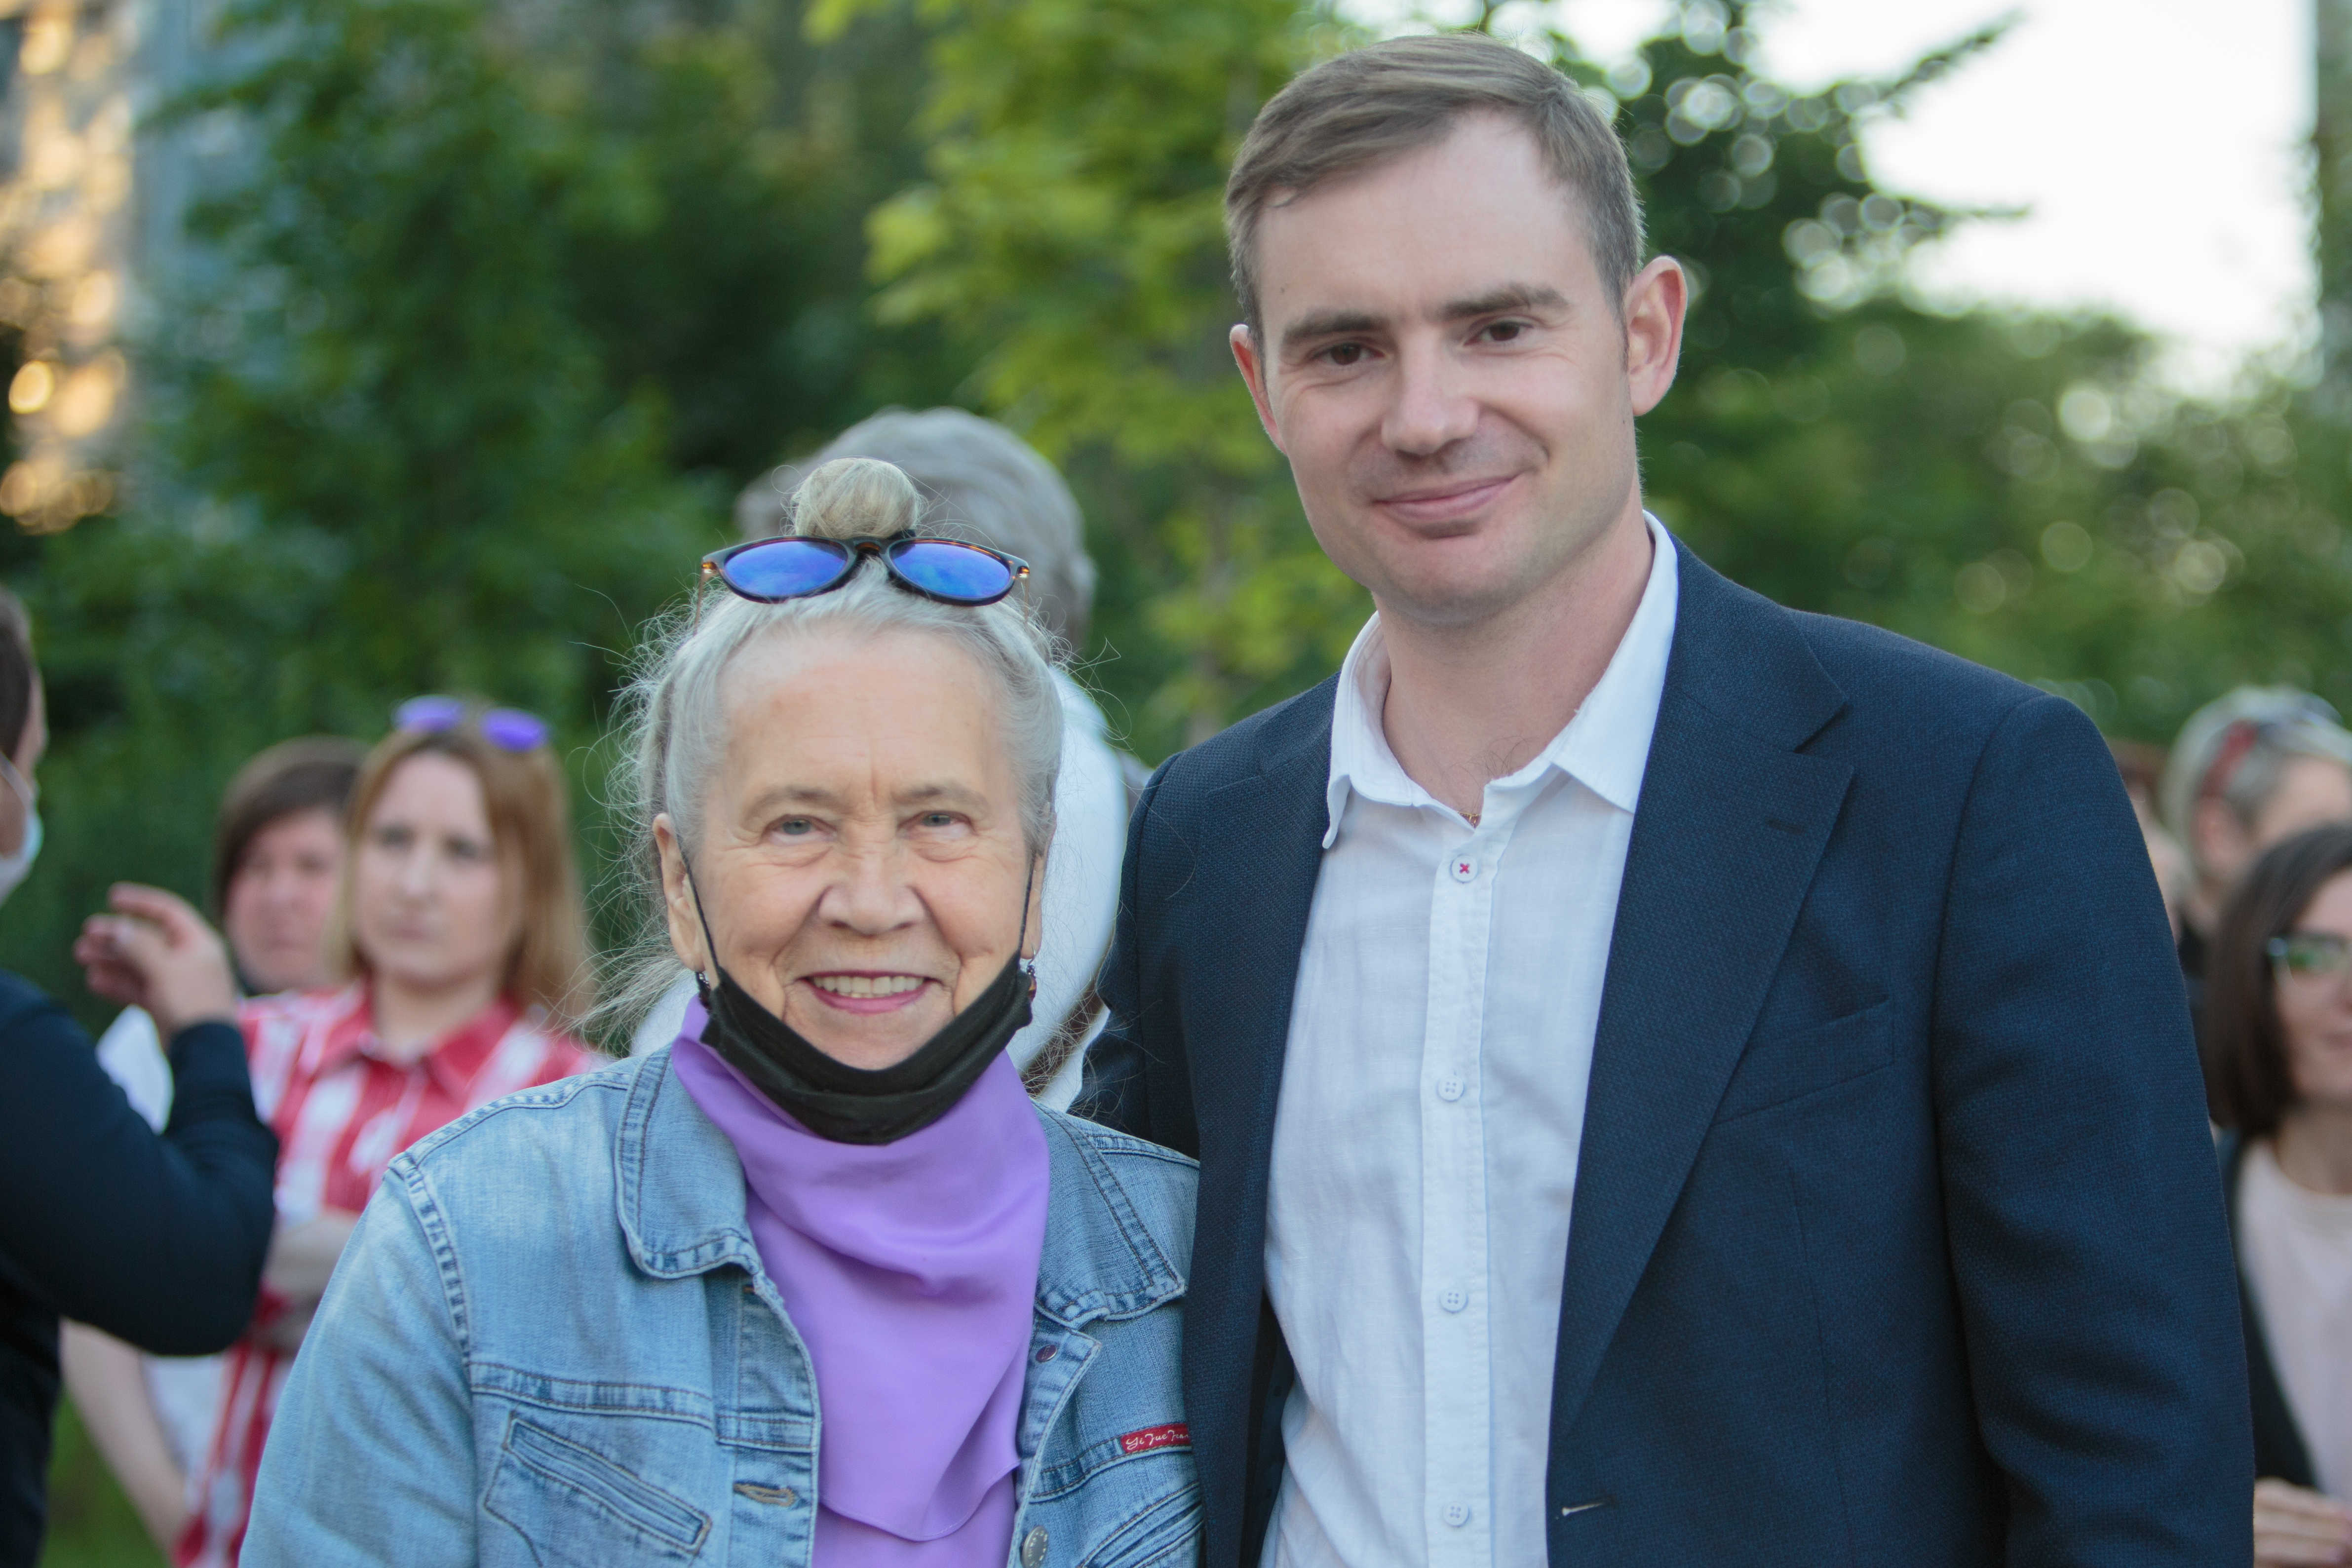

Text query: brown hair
(329, 716), (592, 1028)
(2204, 823), (2352, 1137)
(0, 584), (34, 762)
(211, 737), (367, 915)
(1225, 33), (1645, 335)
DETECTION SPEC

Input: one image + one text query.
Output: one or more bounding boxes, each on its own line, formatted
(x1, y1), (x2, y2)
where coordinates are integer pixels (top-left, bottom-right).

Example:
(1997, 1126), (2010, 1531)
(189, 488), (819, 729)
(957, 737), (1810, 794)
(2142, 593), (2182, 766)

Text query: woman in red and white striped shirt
(177, 700), (597, 1568)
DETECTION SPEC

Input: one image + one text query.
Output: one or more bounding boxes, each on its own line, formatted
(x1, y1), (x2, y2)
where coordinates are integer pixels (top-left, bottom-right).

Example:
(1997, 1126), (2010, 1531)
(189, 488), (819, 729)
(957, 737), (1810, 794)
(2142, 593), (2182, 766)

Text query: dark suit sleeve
(0, 984), (277, 1353)
(1931, 695), (2250, 1565)
(1078, 759), (1169, 1142)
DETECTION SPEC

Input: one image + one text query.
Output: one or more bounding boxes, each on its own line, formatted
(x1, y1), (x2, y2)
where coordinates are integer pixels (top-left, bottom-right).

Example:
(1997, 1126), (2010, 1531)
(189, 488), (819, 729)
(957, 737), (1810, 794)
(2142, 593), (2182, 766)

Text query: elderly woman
(240, 459), (1199, 1568)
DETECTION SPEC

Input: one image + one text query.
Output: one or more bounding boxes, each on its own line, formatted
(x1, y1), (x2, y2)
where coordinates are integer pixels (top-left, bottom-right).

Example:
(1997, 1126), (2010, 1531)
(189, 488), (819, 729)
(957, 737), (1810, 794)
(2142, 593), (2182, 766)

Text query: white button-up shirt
(1262, 518), (1678, 1568)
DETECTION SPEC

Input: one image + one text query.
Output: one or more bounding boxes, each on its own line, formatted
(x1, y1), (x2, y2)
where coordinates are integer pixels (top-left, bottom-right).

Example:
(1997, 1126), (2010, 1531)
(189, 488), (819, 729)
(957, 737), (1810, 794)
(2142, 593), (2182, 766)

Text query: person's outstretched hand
(76, 884), (239, 1040)
(2256, 1479), (2352, 1566)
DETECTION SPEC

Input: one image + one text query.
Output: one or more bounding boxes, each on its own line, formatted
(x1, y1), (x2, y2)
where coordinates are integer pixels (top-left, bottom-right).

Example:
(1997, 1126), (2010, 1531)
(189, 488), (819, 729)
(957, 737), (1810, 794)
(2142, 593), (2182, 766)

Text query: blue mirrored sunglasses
(393, 695), (550, 753)
(700, 534), (1029, 611)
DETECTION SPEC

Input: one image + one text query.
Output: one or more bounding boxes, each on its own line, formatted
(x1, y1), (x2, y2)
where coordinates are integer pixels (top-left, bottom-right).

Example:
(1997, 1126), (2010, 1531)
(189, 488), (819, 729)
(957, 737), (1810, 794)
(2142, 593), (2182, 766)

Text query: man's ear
(1621, 256), (1688, 418)
(1231, 324), (1286, 451)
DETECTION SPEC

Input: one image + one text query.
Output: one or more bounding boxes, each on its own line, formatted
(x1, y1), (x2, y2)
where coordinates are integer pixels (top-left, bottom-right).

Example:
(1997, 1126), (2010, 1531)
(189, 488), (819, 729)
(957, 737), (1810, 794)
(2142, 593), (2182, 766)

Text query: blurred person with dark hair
(60, 736), (363, 1552)
(0, 585), (278, 1567)
(171, 702), (593, 1568)
(2165, 688), (2352, 1032)
(2204, 823), (2352, 1565)
(653, 408), (1137, 1108)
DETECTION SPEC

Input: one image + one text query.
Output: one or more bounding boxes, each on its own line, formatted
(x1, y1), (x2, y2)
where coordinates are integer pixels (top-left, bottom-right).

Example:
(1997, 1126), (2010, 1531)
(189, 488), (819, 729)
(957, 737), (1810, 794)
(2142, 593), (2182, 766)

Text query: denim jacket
(240, 1049), (1201, 1568)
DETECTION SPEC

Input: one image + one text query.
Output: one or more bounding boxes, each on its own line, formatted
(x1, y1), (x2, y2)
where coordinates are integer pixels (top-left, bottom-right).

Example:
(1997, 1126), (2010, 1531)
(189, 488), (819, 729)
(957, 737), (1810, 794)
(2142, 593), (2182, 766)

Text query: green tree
(0, 0), (971, 1016)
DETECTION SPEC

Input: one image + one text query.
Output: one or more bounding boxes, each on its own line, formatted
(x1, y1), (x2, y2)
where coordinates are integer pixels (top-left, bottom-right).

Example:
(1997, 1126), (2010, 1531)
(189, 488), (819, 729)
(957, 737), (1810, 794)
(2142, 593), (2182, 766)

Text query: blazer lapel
(1548, 547), (1854, 1441)
(1185, 679), (1338, 1278)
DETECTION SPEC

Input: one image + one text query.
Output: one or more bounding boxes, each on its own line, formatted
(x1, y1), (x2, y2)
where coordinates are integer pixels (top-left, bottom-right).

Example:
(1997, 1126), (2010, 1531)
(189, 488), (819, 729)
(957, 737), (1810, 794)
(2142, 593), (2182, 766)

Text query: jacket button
(1035, 1343), (1057, 1363)
(1020, 1525), (1048, 1566)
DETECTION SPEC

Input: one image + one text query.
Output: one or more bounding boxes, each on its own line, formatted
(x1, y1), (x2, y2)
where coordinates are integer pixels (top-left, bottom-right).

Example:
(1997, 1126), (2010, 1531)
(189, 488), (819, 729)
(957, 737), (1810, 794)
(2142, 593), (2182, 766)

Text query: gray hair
(602, 457), (1064, 1038)
(736, 408), (1097, 648)
(2161, 685), (2352, 870)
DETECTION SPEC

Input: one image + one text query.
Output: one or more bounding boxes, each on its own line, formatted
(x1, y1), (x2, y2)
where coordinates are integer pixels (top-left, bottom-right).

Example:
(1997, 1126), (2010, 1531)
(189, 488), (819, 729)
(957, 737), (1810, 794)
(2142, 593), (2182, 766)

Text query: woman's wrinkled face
(2277, 869), (2352, 1113)
(224, 808), (346, 994)
(657, 627), (1042, 1072)
(352, 753), (520, 1001)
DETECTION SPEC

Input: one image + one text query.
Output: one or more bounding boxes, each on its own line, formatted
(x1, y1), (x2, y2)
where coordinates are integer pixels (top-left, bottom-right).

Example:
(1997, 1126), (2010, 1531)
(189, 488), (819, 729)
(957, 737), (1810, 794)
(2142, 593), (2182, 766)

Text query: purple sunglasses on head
(394, 695), (550, 753)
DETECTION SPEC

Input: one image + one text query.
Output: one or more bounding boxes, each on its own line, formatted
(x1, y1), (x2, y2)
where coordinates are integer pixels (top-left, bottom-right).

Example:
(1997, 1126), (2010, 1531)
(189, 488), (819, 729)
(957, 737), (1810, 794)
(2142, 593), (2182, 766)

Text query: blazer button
(1020, 1526), (1049, 1567)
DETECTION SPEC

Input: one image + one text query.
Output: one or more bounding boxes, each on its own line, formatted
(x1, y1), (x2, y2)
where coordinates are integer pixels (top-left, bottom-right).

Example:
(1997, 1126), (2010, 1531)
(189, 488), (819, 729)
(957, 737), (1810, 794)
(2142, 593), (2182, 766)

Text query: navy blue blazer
(1082, 540), (2252, 1567)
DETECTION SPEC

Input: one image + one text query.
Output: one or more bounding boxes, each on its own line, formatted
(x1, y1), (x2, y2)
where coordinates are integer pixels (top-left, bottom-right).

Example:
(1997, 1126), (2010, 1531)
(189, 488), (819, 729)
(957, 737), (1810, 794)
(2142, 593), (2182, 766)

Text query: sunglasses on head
(394, 695), (550, 753)
(700, 534), (1029, 611)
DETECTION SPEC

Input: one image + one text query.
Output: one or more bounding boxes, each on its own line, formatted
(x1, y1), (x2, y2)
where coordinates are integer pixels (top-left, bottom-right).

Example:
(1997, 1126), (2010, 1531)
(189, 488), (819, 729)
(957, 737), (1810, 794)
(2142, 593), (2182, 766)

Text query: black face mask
(686, 868), (1035, 1145)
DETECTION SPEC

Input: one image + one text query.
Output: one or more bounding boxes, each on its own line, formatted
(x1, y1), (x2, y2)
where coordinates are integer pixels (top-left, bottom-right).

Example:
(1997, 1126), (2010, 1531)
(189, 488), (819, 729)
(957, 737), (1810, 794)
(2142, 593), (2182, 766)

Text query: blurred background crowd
(5, 0), (2352, 1560)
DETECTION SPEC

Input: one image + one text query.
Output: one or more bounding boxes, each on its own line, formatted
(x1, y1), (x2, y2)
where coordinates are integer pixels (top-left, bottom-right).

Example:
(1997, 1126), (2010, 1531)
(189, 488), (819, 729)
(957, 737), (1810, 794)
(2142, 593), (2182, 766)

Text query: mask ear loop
(678, 848), (724, 1003)
(1017, 851), (1039, 1000)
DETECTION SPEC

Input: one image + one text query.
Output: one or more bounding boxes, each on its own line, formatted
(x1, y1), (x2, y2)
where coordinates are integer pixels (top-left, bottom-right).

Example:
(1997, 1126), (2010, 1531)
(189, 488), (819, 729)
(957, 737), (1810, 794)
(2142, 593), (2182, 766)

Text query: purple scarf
(670, 1003), (1049, 1565)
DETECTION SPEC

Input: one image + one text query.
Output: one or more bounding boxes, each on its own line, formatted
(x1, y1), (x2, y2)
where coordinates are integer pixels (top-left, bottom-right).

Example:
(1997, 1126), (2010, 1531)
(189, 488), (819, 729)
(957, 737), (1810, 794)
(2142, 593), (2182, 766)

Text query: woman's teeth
(810, 974), (925, 998)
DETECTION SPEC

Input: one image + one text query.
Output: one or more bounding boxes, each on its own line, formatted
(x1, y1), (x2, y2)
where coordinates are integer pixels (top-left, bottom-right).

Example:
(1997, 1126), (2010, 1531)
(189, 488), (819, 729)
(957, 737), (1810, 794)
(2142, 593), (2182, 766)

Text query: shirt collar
(1323, 513), (1681, 846)
(316, 985), (526, 1098)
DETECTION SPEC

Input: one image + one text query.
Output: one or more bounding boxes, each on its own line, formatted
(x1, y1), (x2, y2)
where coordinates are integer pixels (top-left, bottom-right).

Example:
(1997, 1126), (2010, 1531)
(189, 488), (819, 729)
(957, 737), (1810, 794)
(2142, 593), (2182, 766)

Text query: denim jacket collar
(615, 1047), (1183, 1328)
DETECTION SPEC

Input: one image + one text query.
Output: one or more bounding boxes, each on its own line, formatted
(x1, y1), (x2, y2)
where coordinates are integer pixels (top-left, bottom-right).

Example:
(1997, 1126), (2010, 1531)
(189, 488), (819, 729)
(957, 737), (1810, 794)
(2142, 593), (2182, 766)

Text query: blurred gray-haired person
(2162, 686), (2352, 1033)
(635, 409), (1137, 1109)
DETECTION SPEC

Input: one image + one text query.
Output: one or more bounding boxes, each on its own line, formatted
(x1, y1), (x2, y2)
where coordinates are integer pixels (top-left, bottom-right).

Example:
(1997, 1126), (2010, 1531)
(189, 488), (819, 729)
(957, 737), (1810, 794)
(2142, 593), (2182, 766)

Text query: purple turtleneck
(669, 1001), (1049, 1566)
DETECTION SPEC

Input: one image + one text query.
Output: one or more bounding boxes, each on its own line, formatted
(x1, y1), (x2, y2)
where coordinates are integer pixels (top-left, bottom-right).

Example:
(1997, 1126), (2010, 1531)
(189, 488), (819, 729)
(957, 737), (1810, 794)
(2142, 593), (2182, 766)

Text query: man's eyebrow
(1277, 286), (1571, 355)
(1279, 308), (1386, 356)
(1439, 283), (1569, 321)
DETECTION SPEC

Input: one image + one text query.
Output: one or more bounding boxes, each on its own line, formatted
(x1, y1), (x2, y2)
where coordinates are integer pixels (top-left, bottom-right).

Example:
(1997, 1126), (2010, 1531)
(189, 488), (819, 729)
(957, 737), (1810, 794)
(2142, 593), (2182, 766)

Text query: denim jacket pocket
(484, 1414), (713, 1563)
(1079, 1481), (1203, 1568)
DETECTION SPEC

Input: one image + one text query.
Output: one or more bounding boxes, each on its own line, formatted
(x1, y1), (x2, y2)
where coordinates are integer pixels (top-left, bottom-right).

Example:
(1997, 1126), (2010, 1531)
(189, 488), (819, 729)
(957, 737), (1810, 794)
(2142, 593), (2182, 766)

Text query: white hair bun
(791, 458), (922, 542)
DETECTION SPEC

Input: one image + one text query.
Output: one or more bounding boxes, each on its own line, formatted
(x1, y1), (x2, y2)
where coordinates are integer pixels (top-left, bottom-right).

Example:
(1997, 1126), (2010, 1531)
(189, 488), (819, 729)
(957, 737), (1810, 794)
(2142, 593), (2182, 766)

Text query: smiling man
(1083, 32), (2251, 1568)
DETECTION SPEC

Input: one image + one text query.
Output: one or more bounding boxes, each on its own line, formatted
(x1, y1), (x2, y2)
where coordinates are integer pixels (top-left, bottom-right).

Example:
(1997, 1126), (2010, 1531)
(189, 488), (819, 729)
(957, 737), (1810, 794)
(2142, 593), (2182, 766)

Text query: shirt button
(1450, 855), (1476, 882)
(1443, 1502), (1471, 1528)
(1021, 1526), (1049, 1567)
(1435, 1075), (1465, 1102)
(1439, 1287), (1467, 1313)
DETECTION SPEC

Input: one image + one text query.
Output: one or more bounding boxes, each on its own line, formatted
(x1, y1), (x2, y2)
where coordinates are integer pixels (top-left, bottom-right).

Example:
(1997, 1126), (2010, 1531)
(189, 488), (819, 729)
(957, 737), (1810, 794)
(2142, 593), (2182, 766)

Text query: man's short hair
(2161, 686), (2352, 868)
(1225, 33), (1645, 335)
(740, 408), (1097, 649)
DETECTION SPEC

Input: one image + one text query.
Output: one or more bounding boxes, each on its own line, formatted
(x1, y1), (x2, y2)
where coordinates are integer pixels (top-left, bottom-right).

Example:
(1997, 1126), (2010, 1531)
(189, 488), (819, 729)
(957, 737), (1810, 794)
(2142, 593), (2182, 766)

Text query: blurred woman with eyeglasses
(2205, 823), (2352, 1566)
(166, 703), (595, 1568)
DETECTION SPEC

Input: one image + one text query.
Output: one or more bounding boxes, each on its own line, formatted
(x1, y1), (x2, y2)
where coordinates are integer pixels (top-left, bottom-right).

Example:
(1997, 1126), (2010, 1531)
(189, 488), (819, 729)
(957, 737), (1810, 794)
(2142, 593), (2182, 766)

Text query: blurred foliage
(0, 0), (968, 1019)
(1603, 2), (2352, 742)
